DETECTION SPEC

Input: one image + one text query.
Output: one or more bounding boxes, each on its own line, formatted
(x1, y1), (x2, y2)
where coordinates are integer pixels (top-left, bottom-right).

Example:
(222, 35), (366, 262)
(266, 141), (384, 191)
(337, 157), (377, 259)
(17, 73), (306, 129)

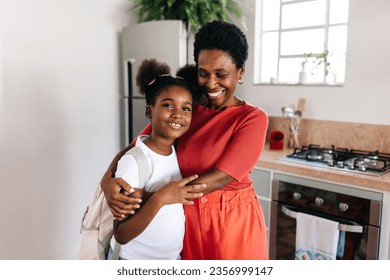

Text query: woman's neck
(201, 95), (244, 110)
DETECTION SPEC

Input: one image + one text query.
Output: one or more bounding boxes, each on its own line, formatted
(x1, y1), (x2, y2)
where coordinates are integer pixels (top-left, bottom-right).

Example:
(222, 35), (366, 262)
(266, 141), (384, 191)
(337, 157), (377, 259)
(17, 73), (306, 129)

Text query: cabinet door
(251, 168), (272, 228)
(251, 168), (271, 198)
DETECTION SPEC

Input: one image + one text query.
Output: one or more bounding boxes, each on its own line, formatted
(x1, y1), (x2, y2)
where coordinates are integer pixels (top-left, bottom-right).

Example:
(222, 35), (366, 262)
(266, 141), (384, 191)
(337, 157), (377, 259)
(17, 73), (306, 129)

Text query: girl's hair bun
(136, 59), (171, 95)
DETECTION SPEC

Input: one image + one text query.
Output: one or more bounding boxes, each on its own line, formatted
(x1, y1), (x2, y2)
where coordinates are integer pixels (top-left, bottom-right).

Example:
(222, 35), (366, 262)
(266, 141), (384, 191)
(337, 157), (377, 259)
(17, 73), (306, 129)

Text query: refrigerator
(121, 20), (187, 145)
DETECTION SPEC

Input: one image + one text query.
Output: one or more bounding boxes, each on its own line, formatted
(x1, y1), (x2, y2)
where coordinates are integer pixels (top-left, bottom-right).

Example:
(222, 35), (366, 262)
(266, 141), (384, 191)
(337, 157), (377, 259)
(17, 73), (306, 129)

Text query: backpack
(78, 146), (151, 260)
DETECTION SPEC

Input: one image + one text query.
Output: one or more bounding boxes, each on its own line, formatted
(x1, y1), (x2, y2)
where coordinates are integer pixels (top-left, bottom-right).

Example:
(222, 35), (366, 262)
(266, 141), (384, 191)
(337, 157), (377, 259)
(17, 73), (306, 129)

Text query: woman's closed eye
(216, 73), (228, 79)
(198, 71), (229, 79)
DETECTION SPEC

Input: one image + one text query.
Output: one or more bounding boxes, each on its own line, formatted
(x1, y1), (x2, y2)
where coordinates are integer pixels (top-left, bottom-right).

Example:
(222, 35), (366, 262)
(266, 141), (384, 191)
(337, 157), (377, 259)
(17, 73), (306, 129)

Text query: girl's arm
(114, 175), (206, 244)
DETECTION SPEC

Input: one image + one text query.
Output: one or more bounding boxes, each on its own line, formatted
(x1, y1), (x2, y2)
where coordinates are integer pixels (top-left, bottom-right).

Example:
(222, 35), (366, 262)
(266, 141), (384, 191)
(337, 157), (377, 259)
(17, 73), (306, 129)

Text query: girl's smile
(145, 85), (193, 155)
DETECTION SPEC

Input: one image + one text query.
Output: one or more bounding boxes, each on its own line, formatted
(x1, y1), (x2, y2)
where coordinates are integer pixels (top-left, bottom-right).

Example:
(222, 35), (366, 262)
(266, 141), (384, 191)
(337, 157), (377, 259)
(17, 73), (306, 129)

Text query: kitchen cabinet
(251, 167), (272, 248)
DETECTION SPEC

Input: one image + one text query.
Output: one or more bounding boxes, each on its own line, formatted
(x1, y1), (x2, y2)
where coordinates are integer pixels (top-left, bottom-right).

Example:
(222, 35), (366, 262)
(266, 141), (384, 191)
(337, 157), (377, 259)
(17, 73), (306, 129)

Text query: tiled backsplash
(267, 117), (390, 153)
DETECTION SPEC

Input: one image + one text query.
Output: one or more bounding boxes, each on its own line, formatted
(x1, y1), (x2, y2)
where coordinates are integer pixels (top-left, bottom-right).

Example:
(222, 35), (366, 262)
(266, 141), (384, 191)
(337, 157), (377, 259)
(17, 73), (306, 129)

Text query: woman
(101, 20), (269, 259)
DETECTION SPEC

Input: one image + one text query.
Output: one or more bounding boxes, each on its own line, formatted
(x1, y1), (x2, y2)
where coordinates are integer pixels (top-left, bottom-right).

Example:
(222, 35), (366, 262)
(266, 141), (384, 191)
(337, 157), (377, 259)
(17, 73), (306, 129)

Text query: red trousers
(181, 185), (268, 260)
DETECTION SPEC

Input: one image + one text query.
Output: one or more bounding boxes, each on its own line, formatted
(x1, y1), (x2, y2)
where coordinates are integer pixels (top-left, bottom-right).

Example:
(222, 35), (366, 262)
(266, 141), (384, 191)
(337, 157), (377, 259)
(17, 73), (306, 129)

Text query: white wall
(0, 0), (388, 260)
(0, 0), (133, 259)
(240, 0), (390, 126)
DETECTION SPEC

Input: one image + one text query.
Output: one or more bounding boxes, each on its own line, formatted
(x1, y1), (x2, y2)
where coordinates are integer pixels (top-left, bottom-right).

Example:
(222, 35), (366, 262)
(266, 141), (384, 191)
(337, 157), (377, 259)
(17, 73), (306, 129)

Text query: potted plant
(304, 50), (338, 83)
(131, 0), (243, 32)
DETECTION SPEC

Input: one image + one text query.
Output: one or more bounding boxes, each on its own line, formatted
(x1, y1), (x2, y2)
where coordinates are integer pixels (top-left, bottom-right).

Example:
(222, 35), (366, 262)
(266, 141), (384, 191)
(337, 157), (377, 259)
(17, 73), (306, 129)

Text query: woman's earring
(238, 78), (243, 85)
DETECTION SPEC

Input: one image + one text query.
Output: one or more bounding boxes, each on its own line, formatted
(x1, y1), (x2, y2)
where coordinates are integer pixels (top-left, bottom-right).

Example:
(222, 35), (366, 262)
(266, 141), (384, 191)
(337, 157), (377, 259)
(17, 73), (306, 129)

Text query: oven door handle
(281, 206), (363, 233)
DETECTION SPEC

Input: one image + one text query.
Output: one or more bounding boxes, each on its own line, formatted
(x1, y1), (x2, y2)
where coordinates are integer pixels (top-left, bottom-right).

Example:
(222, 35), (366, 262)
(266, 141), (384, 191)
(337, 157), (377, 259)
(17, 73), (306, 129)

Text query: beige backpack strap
(128, 146), (151, 187)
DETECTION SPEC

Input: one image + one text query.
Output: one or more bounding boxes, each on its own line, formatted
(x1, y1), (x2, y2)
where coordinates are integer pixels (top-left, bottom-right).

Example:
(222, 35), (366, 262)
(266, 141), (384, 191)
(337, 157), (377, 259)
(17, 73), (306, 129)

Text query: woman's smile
(206, 90), (224, 98)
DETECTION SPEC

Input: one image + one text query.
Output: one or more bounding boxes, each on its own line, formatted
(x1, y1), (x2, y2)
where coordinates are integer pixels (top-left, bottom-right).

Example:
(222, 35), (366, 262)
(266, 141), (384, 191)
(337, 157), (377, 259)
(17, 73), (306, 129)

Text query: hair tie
(148, 74), (172, 86)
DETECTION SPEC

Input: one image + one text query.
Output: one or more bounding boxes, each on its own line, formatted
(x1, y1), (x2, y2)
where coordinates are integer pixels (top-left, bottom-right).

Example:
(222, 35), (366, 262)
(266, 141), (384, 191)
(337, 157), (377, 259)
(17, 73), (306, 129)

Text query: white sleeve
(114, 153), (140, 189)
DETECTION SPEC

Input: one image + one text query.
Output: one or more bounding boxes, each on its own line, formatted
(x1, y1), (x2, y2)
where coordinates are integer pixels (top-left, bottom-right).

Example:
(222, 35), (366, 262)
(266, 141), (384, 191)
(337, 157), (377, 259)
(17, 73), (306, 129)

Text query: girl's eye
(183, 106), (192, 112)
(163, 103), (174, 108)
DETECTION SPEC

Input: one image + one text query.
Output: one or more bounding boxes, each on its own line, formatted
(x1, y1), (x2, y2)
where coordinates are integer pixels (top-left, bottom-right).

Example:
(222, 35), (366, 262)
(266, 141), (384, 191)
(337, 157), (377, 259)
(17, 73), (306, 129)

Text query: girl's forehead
(157, 86), (192, 99)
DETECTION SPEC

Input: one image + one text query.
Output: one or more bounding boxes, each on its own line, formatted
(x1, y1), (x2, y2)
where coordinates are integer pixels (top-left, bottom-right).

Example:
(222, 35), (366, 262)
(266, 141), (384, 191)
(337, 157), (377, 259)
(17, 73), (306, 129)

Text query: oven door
(269, 202), (380, 260)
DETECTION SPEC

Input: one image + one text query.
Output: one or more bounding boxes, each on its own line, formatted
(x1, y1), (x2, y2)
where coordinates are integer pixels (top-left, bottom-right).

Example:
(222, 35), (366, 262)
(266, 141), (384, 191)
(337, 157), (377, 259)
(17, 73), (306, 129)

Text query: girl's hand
(100, 176), (142, 221)
(153, 174), (206, 206)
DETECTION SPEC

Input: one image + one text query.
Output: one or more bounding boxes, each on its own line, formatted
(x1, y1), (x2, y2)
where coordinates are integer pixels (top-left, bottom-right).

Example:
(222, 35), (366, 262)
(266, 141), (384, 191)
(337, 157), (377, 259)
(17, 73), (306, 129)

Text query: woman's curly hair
(176, 64), (202, 103)
(193, 20), (248, 69)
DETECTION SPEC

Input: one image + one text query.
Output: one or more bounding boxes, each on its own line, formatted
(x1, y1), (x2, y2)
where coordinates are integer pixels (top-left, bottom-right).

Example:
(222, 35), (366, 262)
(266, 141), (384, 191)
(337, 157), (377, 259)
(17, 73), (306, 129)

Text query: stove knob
(339, 203), (349, 212)
(327, 160), (334, 166)
(315, 197), (324, 206)
(358, 164), (367, 172)
(293, 192), (301, 200)
(337, 161), (344, 168)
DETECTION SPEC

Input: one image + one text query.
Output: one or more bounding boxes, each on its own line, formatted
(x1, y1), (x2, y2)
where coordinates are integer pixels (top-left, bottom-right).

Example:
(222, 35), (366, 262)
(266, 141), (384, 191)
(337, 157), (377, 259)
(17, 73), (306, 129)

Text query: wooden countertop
(256, 148), (390, 192)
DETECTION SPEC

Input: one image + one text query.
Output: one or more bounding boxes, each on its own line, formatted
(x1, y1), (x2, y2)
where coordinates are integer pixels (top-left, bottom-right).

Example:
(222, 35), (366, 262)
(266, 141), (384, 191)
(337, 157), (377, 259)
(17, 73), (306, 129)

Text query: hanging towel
(336, 231), (346, 258)
(295, 212), (340, 260)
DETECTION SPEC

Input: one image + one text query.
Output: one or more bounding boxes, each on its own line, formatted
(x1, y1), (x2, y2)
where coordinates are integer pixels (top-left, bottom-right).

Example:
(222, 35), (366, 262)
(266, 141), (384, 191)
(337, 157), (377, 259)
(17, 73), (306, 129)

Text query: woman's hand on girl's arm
(101, 176), (142, 221)
(100, 142), (142, 221)
(101, 125), (154, 221)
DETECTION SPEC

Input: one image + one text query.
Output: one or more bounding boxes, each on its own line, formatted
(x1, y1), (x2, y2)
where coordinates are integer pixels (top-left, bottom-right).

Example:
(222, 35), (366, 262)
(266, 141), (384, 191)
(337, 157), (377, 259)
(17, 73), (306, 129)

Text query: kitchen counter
(256, 147), (390, 192)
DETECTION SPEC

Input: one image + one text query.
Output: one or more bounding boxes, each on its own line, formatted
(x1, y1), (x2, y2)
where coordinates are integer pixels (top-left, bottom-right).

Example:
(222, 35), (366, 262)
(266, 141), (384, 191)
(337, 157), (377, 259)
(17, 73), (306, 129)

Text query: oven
(269, 173), (383, 260)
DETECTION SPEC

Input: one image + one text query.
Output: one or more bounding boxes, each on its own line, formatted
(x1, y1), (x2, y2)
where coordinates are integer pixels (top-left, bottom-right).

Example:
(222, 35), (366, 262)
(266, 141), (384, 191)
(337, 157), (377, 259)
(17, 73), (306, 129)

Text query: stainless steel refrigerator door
(131, 98), (150, 140)
(121, 20), (187, 141)
(122, 20), (187, 98)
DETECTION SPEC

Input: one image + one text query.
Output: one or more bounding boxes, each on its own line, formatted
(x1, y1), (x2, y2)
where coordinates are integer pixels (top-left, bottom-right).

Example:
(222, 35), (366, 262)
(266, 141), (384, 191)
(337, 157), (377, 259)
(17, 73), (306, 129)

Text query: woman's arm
(185, 108), (268, 195)
(114, 175), (206, 244)
(185, 169), (235, 195)
(101, 125), (154, 220)
(100, 143), (143, 220)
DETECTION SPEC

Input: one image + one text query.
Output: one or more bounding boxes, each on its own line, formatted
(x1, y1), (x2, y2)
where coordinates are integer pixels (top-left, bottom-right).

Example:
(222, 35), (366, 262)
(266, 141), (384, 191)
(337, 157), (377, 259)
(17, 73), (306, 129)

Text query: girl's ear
(145, 105), (152, 119)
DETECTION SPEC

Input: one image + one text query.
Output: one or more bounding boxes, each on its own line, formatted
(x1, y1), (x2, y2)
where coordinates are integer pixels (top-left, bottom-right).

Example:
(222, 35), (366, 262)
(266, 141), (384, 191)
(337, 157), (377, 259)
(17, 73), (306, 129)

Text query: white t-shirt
(110, 136), (185, 260)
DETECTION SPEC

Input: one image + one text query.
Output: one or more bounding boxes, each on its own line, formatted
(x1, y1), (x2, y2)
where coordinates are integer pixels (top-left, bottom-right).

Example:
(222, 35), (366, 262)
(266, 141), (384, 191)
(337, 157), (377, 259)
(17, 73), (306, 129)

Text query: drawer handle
(281, 206), (363, 233)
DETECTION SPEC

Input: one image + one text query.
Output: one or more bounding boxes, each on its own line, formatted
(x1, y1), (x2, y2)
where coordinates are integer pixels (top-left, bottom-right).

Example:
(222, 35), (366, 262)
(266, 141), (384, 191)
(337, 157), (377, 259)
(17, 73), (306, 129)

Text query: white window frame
(254, 0), (349, 85)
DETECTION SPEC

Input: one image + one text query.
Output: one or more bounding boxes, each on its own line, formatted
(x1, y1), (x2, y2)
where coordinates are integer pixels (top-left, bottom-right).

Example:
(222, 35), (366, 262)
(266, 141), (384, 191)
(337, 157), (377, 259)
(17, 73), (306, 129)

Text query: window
(254, 0), (349, 85)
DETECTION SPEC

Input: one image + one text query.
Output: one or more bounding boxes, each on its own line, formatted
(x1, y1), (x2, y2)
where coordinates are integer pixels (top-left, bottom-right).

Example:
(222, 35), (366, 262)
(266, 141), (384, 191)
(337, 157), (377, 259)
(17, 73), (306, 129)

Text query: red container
(269, 130), (284, 150)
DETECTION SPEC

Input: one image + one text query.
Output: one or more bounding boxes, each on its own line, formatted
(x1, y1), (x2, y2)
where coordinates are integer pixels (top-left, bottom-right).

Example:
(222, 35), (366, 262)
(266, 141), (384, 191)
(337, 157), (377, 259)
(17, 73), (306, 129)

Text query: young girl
(108, 59), (205, 260)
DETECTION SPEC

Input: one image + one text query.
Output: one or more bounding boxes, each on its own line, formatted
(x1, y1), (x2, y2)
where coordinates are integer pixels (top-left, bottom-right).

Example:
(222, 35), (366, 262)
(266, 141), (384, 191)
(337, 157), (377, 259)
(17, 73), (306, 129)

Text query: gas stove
(279, 144), (390, 176)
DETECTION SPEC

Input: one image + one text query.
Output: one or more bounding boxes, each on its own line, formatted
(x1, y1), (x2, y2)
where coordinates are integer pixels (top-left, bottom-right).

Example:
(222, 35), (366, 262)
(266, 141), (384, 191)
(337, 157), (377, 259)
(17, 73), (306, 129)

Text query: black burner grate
(286, 145), (390, 175)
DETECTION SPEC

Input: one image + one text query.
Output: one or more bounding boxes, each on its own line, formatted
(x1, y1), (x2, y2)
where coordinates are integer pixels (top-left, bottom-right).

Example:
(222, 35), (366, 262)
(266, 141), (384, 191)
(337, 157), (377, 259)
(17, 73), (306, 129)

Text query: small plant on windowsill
(305, 50), (337, 84)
